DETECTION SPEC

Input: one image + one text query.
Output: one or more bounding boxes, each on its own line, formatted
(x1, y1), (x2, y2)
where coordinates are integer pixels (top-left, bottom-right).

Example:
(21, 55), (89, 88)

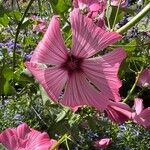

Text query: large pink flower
(132, 98), (150, 128)
(0, 123), (57, 150)
(73, 0), (106, 29)
(25, 9), (126, 111)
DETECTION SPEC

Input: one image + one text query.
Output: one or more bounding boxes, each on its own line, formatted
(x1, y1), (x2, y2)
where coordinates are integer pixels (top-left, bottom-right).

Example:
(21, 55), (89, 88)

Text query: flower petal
(31, 16), (67, 66)
(134, 98), (144, 115)
(82, 48), (126, 101)
(137, 69), (150, 88)
(61, 72), (109, 111)
(0, 128), (17, 150)
(27, 131), (57, 150)
(133, 107), (150, 128)
(16, 123), (31, 139)
(70, 9), (122, 58)
(25, 62), (68, 102)
(106, 102), (133, 123)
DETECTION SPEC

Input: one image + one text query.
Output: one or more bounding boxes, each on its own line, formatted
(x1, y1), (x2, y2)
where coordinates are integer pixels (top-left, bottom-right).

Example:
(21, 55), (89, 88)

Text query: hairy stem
(116, 3), (150, 33)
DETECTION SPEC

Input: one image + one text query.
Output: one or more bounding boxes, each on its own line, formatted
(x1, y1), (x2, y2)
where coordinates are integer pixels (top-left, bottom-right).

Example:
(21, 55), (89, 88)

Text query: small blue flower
(6, 40), (14, 47)
(23, 51), (33, 61)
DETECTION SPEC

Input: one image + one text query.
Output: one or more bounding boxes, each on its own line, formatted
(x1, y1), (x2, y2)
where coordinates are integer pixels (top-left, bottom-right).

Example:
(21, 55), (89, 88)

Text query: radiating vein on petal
(70, 9), (122, 58)
(16, 123), (31, 139)
(25, 62), (68, 102)
(31, 16), (68, 66)
(61, 72), (109, 111)
(82, 48), (126, 101)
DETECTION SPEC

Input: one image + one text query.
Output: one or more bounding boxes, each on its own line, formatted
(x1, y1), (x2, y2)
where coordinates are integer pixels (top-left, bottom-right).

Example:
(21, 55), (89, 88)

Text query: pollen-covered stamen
(61, 54), (83, 74)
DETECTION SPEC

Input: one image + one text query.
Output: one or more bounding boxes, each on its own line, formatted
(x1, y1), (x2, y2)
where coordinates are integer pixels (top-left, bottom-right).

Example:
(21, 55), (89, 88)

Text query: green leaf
(55, 107), (69, 122)
(50, 0), (71, 14)
(39, 85), (50, 105)
(124, 39), (137, 52)
(21, 18), (32, 29)
(2, 67), (13, 81)
(8, 10), (21, 22)
(0, 14), (9, 26)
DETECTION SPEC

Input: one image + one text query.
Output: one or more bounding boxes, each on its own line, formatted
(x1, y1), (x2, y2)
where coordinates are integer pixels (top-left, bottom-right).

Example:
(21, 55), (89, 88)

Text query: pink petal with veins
(70, 9), (122, 58)
(0, 123), (57, 150)
(106, 101), (133, 123)
(31, 16), (67, 66)
(133, 98), (144, 115)
(82, 48), (126, 102)
(25, 62), (68, 102)
(62, 73), (109, 111)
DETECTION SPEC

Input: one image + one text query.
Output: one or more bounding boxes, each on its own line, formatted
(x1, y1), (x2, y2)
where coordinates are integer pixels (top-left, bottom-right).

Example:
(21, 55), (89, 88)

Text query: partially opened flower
(73, 0), (106, 29)
(106, 102), (133, 123)
(132, 98), (150, 128)
(111, 0), (128, 8)
(137, 69), (150, 88)
(0, 123), (57, 150)
(25, 9), (126, 111)
(94, 138), (112, 149)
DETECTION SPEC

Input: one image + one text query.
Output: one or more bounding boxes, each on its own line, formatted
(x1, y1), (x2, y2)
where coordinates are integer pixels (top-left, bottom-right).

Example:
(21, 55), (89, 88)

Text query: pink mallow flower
(32, 15), (47, 33)
(25, 9), (126, 111)
(111, 0), (128, 8)
(0, 123), (57, 150)
(132, 98), (150, 128)
(105, 102), (133, 123)
(105, 98), (150, 128)
(137, 69), (150, 88)
(73, 0), (107, 29)
(94, 138), (112, 149)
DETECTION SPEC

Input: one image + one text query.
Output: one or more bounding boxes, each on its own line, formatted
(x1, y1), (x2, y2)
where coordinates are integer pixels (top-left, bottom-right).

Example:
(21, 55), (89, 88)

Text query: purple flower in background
(6, 40), (14, 47)
(24, 51), (33, 61)
(5, 40), (22, 53)
(0, 43), (4, 48)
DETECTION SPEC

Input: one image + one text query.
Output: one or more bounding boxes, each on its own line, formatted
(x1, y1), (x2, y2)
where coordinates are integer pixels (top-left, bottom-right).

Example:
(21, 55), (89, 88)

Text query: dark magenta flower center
(61, 54), (83, 75)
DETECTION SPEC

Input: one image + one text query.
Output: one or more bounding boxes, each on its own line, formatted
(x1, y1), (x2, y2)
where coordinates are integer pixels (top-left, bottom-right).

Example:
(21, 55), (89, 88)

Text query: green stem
(106, 0), (111, 30)
(116, 3), (150, 33)
(50, 134), (70, 150)
(111, 0), (122, 30)
(123, 67), (144, 103)
(13, 0), (34, 72)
